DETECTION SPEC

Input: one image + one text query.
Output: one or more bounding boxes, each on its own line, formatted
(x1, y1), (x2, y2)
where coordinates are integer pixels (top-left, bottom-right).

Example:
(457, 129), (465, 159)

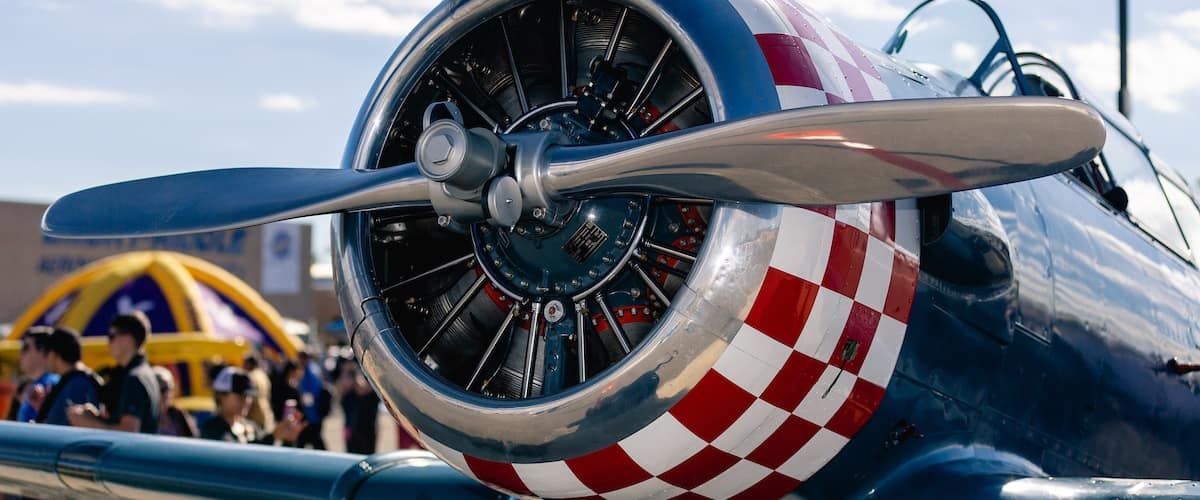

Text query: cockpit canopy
(884, 0), (1033, 95)
(888, 0), (1200, 265)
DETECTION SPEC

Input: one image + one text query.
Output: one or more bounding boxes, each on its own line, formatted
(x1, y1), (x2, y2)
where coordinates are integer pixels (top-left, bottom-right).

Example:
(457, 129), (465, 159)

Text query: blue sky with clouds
(2, 0), (1198, 270)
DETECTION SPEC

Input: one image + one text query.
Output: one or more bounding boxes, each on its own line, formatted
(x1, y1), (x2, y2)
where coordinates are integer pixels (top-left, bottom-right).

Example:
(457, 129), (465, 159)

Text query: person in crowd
(153, 366), (197, 438)
(336, 358), (379, 454)
(270, 360), (302, 425)
(15, 327), (59, 422)
(242, 352), (274, 434)
(294, 350), (332, 449)
(200, 367), (303, 444)
(67, 312), (160, 433)
(35, 328), (101, 426)
(204, 356), (230, 389)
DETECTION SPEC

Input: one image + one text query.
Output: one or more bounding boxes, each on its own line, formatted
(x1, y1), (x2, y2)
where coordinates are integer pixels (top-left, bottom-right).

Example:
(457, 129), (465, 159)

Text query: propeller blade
(542, 97), (1105, 205)
(43, 165), (430, 238)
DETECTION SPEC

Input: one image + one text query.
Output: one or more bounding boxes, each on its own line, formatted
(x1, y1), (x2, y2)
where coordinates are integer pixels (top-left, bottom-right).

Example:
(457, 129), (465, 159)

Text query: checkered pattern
(731, 0), (893, 106)
(420, 201), (920, 499)
(410, 2), (921, 498)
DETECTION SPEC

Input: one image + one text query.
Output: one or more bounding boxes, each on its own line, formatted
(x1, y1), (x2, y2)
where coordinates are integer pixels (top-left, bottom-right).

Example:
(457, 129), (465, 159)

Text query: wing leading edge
(0, 421), (497, 499)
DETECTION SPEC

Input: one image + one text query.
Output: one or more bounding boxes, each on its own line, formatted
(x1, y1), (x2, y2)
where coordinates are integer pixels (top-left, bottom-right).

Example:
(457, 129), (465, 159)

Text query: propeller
(42, 97), (1104, 239)
(542, 97), (1104, 205)
(41, 166), (431, 238)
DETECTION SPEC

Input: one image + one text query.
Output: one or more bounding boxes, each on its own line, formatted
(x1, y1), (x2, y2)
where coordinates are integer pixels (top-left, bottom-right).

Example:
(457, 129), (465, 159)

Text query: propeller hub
(416, 102), (513, 227)
(415, 119), (504, 192)
(425, 133), (454, 166)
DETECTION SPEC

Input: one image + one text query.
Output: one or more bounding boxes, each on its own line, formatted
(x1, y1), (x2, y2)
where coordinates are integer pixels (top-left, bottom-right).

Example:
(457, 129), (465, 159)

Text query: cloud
(259, 93), (313, 112)
(145, 0), (439, 37)
(1063, 31), (1200, 114)
(951, 41), (981, 65)
(0, 82), (147, 106)
(800, 0), (908, 23)
(1165, 9), (1200, 33)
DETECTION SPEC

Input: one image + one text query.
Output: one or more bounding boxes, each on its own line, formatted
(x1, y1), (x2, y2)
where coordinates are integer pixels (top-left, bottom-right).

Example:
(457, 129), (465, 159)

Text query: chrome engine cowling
(335, 0), (925, 497)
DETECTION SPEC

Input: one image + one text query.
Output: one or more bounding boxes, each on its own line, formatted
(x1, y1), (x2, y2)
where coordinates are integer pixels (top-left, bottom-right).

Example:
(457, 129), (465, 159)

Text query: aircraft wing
(999, 478), (1200, 499)
(857, 446), (1200, 500)
(0, 421), (499, 499)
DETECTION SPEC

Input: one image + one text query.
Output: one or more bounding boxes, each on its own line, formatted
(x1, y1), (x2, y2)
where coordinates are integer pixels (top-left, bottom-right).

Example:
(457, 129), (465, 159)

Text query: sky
(2, 0), (1198, 275)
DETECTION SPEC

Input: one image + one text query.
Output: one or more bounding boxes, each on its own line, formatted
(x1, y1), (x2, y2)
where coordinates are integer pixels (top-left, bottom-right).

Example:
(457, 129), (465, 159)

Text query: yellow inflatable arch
(2, 251), (302, 411)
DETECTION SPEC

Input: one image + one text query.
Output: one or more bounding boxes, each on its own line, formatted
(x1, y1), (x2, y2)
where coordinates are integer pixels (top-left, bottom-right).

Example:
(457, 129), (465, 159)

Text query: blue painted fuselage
(803, 134), (1200, 497)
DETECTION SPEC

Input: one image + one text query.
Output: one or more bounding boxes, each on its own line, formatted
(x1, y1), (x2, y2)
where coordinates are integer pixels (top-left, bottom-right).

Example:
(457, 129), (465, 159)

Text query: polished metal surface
(627, 38), (675, 119)
(638, 86), (704, 137)
(346, 203), (778, 461)
(415, 120), (505, 192)
(27, 0), (1200, 496)
(643, 238), (696, 263)
(0, 421), (491, 499)
(42, 165), (430, 238)
(594, 291), (631, 353)
(522, 301), (545, 398)
(511, 130), (570, 216)
(331, 0), (798, 463)
(575, 303), (588, 383)
(544, 97), (1106, 206)
(1001, 478), (1200, 499)
(484, 176), (522, 227)
(631, 261), (671, 306)
(41, 96), (1095, 240)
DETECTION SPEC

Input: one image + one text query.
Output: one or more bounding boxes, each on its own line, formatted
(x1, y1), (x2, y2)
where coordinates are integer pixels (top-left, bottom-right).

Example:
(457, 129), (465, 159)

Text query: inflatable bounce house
(0, 251), (302, 412)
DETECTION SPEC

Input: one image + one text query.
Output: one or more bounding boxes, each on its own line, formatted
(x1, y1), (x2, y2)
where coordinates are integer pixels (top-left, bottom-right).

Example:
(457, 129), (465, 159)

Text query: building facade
(0, 200), (313, 328)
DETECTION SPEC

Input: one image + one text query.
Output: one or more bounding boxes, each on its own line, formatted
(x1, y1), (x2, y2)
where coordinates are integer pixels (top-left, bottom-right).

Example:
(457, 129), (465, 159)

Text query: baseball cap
(213, 367), (257, 397)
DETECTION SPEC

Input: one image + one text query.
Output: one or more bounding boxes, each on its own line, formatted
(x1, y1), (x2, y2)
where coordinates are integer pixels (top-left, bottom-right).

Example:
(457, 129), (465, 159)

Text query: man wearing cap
(67, 312), (161, 433)
(201, 367), (304, 444)
(35, 328), (102, 426)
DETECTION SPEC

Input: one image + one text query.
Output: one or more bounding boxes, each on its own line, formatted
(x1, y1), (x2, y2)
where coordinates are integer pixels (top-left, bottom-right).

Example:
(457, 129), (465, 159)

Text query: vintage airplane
(10, 0), (1199, 497)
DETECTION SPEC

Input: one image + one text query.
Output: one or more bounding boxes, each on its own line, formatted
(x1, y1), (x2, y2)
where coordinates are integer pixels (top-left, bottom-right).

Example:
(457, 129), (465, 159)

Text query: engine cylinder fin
(468, 303), (521, 391)
(418, 272), (488, 357)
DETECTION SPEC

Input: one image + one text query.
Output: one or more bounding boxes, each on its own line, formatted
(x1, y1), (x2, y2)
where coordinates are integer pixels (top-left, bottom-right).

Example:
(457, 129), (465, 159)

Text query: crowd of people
(7, 312), (389, 454)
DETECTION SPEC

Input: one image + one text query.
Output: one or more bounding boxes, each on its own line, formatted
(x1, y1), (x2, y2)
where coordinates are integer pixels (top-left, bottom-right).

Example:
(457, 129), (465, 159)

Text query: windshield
(885, 0), (1024, 92)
